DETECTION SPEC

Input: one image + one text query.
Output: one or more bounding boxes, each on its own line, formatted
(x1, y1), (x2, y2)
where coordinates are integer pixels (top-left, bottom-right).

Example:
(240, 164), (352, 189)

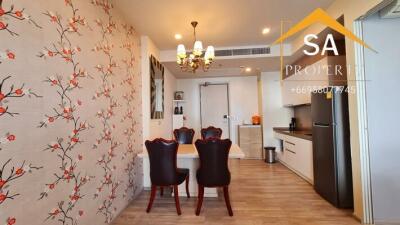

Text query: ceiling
(164, 56), (283, 79)
(116, 0), (334, 50)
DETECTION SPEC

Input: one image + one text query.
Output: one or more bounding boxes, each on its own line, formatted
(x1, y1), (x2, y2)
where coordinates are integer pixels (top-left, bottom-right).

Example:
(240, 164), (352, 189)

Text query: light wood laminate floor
(112, 160), (360, 225)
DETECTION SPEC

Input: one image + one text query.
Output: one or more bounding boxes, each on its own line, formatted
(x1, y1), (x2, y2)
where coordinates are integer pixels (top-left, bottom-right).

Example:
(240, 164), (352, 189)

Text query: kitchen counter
(273, 127), (312, 141)
(273, 127), (314, 184)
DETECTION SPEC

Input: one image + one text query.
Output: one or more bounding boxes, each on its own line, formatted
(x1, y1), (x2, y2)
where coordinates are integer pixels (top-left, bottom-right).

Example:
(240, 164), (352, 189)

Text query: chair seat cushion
(176, 168), (189, 184)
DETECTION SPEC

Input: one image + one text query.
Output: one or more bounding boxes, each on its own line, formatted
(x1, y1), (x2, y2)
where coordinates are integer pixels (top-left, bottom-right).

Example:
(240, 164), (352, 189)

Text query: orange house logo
(273, 8), (375, 76)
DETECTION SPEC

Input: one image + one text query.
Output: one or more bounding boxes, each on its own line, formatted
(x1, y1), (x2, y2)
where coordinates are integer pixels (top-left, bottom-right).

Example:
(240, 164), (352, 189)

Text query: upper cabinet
(281, 55), (347, 106)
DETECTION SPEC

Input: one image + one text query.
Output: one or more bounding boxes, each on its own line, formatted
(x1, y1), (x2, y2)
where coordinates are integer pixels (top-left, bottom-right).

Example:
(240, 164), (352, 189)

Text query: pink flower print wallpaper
(0, 0), (143, 224)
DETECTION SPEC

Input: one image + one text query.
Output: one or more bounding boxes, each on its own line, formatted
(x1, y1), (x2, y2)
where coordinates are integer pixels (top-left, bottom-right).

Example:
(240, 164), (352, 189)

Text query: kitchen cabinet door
(239, 126), (262, 159)
(295, 138), (314, 183)
(275, 132), (314, 184)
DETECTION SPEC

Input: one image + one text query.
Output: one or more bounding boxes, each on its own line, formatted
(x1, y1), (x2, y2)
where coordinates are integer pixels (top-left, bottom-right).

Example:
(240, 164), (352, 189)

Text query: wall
(0, 1), (142, 224)
(260, 72), (294, 147)
(141, 36), (176, 142)
(176, 76), (259, 144)
(363, 14), (400, 224)
(289, 0), (385, 220)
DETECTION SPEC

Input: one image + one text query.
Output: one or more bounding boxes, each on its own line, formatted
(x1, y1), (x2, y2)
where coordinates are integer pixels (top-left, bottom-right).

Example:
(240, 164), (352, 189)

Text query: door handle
(223, 115), (229, 119)
(313, 122), (330, 128)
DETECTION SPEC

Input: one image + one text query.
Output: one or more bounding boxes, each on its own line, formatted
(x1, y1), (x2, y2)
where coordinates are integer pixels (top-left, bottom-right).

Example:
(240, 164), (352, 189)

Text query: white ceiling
(163, 56), (283, 79)
(116, 0), (334, 50)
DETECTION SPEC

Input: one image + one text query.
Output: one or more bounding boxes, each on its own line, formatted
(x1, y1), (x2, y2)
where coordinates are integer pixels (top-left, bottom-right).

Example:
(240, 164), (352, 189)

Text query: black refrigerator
(311, 87), (353, 208)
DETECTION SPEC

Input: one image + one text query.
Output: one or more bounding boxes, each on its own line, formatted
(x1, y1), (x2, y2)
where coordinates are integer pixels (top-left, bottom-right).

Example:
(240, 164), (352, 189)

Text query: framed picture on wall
(174, 91), (184, 100)
(150, 55), (164, 119)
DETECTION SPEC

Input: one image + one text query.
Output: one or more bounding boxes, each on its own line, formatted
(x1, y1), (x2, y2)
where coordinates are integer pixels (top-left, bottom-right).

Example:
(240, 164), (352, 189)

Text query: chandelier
(176, 21), (215, 73)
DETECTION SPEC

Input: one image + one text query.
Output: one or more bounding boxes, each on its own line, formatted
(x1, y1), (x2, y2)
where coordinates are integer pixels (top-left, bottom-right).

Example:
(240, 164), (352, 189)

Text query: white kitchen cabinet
(295, 138), (313, 182)
(274, 132), (313, 184)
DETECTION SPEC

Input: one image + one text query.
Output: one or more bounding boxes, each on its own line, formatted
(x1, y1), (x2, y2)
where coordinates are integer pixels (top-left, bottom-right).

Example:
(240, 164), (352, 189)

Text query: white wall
(149, 68), (176, 139)
(363, 15), (400, 224)
(176, 76), (259, 144)
(260, 72), (294, 147)
(141, 36), (176, 143)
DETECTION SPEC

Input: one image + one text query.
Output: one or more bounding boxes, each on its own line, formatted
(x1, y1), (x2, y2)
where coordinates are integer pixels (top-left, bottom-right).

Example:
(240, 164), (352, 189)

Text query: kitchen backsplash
(294, 105), (312, 130)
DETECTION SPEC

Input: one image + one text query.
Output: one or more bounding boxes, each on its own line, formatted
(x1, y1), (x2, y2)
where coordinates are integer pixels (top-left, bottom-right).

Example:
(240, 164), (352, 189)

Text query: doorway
(355, 13), (400, 224)
(199, 83), (230, 139)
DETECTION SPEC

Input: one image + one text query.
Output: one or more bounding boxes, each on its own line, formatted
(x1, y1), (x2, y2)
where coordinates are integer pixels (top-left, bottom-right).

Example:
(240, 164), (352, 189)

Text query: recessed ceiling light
(175, 34), (182, 40)
(262, 27), (271, 35)
(245, 67), (252, 72)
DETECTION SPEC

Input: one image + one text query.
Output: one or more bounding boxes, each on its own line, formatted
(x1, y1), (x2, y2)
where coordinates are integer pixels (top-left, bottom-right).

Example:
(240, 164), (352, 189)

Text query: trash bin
(264, 147), (276, 163)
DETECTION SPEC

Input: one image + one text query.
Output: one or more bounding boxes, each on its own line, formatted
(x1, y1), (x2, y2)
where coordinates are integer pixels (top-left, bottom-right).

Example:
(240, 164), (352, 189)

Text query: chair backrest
(145, 138), (179, 186)
(195, 138), (232, 187)
(200, 126), (223, 140)
(173, 127), (195, 144)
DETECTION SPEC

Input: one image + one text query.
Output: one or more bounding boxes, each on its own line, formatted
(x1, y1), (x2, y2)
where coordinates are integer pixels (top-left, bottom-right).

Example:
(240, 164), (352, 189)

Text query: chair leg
(146, 185), (157, 213)
(185, 175), (190, 198)
(195, 185), (204, 216)
(160, 187), (164, 196)
(173, 185), (181, 215)
(223, 186), (233, 216)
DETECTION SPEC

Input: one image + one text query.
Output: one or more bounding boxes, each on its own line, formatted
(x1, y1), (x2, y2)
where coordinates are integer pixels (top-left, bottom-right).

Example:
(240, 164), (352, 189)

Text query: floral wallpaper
(0, 0), (143, 224)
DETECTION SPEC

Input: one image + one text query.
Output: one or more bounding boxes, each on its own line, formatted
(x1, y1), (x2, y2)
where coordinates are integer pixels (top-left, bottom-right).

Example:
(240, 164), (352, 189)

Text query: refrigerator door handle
(313, 122), (330, 128)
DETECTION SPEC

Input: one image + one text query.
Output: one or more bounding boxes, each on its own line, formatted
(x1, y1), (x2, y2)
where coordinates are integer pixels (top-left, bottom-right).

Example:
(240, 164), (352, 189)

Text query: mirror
(150, 55), (164, 119)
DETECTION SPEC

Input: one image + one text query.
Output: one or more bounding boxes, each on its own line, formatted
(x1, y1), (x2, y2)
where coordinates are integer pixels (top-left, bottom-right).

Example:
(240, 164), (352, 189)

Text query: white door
(200, 83), (230, 139)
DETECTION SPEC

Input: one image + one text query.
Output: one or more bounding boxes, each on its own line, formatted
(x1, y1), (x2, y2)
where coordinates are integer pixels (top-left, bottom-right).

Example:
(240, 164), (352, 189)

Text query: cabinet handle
(285, 148), (296, 154)
(285, 141), (296, 146)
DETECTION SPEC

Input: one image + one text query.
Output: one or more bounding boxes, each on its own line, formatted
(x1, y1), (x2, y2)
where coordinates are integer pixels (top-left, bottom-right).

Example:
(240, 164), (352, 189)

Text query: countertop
(273, 127), (313, 141)
(239, 124), (261, 127)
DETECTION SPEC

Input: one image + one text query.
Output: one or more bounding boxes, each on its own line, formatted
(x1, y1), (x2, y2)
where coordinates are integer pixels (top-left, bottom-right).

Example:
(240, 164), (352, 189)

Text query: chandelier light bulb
(205, 46), (215, 60)
(177, 44), (187, 58)
(193, 41), (203, 56)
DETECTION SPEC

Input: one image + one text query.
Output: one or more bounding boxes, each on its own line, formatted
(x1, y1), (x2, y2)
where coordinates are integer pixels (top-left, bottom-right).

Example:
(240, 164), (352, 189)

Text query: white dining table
(138, 144), (245, 197)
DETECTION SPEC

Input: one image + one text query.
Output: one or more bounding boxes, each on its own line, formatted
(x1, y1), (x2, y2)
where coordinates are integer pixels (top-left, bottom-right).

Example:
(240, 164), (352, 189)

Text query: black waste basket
(264, 147), (276, 163)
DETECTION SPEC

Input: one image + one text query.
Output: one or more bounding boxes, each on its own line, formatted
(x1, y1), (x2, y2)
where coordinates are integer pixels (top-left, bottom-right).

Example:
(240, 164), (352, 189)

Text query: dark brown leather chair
(200, 126), (222, 140)
(145, 138), (190, 215)
(194, 138), (233, 216)
(173, 127), (195, 144)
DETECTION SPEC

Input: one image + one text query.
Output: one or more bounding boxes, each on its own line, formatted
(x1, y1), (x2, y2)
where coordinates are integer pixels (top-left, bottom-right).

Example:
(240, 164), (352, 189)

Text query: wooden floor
(112, 160), (360, 225)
